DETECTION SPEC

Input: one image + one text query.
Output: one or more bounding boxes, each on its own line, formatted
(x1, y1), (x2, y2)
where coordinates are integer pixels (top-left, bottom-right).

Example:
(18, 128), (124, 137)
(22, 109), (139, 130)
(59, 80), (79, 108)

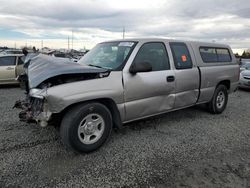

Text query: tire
(208, 85), (228, 114)
(60, 102), (112, 153)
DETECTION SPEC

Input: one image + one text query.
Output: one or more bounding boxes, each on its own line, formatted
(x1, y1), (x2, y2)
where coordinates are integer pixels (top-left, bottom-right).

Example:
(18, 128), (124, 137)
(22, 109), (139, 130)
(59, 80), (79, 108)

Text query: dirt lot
(0, 87), (250, 188)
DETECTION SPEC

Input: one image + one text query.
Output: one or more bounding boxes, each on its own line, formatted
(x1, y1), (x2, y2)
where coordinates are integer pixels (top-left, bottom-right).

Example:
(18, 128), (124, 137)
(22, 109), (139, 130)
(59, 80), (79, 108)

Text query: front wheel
(60, 103), (112, 153)
(207, 85), (228, 114)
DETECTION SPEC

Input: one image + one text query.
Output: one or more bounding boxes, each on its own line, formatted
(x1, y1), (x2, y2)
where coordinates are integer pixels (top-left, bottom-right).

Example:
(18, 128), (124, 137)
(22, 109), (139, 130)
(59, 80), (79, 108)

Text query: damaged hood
(28, 54), (108, 88)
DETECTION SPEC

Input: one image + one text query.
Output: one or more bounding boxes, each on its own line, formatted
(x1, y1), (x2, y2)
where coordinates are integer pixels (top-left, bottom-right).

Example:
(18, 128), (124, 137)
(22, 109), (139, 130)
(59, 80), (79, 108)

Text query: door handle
(167, 76), (175, 82)
(6, 67), (14, 70)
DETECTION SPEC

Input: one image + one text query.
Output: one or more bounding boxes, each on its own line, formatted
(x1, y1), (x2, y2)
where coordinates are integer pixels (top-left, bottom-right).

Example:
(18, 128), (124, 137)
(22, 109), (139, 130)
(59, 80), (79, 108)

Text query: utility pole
(41, 40), (43, 50)
(122, 26), (125, 39)
(72, 30), (74, 50)
(68, 36), (70, 51)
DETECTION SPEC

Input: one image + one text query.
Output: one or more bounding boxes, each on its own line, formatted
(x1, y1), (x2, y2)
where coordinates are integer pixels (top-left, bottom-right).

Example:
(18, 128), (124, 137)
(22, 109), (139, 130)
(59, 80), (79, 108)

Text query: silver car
(15, 39), (239, 153)
(239, 63), (250, 89)
(0, 54), (24, 85)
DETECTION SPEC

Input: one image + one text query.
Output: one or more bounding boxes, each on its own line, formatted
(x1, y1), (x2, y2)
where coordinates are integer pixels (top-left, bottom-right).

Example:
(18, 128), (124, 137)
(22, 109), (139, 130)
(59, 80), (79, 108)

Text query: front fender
(44, 72), (124, 113)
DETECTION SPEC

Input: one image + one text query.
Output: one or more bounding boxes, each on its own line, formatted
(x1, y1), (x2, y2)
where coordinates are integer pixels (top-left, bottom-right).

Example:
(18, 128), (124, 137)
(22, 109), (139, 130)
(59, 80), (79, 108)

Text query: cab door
(123, 42), (175, 122)
(0, 56), (17, 83)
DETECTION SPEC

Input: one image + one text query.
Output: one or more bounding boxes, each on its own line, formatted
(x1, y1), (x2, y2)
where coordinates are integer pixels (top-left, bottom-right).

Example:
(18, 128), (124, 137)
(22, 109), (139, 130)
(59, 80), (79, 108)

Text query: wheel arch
(51, 98), (123, 129)
(217, 80), (230, 90)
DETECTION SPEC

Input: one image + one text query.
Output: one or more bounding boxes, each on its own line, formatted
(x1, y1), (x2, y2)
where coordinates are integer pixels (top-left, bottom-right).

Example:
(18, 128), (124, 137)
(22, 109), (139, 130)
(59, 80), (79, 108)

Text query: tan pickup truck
(0, 54), (24, 85)
(16, 38), (239, 153)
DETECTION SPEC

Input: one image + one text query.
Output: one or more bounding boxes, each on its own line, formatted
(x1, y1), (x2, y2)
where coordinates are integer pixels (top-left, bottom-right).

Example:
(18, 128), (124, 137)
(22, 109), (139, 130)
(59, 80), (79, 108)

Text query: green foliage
(234, 53), (240, 58)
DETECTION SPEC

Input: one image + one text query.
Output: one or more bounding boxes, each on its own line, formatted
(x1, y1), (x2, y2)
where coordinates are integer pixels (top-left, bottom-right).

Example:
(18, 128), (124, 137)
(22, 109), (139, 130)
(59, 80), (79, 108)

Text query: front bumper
(14, 96), (52, 127)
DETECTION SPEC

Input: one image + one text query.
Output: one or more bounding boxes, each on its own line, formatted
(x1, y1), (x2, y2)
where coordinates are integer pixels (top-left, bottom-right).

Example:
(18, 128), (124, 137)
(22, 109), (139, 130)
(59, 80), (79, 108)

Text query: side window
(170, 42), (193, 69)
(200, 47), (232, 63)
(0, 56), (16, 66)
(200, 47), (217, 62)
(133, 42), (170, 71)
(216, 48), (231, 62)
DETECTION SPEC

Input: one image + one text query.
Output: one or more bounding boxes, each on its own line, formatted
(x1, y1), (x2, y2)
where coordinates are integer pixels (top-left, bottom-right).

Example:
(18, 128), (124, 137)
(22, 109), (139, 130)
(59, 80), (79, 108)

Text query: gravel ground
(0, 87), (250, 188)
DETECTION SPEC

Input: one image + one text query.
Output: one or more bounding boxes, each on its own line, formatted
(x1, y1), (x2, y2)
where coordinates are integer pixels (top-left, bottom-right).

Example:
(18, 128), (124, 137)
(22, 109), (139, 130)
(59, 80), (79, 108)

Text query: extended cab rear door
(169, 42), (200, 108)
(123, 42), (175, 122)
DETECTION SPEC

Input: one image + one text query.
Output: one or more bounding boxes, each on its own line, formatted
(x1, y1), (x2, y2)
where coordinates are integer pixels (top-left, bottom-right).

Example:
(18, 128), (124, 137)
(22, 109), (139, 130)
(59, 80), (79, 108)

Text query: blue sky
(0, 0), (250, 53)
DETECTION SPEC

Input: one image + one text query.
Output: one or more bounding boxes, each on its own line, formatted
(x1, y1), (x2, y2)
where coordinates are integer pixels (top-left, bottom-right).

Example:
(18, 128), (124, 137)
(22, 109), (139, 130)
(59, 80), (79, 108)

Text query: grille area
(30, 97), (44, 116)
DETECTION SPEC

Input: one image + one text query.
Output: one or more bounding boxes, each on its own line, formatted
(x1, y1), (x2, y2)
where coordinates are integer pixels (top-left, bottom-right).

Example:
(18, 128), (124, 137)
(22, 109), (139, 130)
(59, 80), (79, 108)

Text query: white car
(239, 63), (250, 89)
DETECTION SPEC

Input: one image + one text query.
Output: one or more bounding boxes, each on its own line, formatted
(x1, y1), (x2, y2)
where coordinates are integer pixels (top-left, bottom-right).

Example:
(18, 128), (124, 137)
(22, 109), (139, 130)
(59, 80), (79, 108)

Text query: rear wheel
(208, 85), (228, 114)
(60, 103), (112, 153)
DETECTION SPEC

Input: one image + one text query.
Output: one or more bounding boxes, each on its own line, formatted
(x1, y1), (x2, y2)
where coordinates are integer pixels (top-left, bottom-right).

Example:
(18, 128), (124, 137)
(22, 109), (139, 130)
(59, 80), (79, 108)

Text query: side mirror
(129, 62), (152, 74)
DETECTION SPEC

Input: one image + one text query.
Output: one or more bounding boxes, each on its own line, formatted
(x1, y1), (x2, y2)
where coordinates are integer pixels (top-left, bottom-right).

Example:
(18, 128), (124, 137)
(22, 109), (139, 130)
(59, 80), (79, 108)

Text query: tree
(241, 50), (250, 58)
(242, 51), (246, 58)
(234, 53), (240, 58)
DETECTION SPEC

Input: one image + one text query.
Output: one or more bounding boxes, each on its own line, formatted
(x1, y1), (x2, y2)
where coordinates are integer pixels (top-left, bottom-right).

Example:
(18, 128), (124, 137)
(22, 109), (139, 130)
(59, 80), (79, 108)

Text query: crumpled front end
(14, 89), (52, 127)
(14, 54), (111, 126)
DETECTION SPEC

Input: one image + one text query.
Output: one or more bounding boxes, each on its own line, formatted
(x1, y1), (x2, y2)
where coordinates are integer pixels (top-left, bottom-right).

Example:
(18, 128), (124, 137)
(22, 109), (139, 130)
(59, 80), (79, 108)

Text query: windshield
(78, 41), (136, 70)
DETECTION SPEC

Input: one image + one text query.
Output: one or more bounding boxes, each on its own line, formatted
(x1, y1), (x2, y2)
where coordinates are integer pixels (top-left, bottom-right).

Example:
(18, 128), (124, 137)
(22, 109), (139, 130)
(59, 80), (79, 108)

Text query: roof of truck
(104, 38), (231, 48)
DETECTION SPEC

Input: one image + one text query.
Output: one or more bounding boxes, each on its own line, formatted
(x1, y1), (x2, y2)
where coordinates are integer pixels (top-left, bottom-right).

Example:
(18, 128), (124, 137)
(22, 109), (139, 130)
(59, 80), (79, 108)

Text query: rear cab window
(170, 42), (193, 69)
(200, 47), (232, 63)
